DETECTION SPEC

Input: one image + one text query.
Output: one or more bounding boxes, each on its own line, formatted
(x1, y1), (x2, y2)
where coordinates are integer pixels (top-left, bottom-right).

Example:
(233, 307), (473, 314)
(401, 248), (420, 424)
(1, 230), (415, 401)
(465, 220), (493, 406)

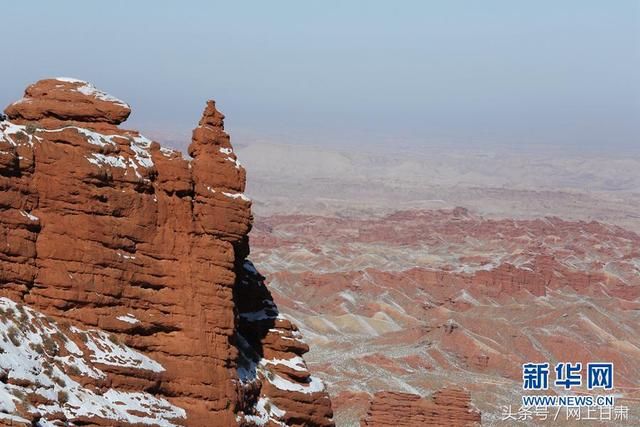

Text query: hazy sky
(2, 1), (639, 149)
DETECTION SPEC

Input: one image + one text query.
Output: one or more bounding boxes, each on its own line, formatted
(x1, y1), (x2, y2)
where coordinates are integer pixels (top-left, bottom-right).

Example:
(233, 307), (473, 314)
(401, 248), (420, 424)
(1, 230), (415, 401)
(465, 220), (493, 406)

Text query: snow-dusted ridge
(0, 297), (186, 426)
(55, 77), (130, 108)
(0, 121), (161, 179)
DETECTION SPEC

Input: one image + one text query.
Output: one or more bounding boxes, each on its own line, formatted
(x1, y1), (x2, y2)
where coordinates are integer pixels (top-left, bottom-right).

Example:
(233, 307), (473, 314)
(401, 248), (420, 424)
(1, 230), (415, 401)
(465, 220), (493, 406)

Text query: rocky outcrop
(0, 78), (333, 426)
(5, 78), (131, 125)
(361, 388), (481, 427)
(0, 297), (186, 426)
(234, 264), (334, 426)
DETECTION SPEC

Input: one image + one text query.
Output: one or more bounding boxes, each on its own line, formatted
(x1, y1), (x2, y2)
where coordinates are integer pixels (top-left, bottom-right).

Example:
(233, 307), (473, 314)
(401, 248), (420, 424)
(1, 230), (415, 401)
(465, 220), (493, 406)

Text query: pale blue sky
(2, 1), (639, 148)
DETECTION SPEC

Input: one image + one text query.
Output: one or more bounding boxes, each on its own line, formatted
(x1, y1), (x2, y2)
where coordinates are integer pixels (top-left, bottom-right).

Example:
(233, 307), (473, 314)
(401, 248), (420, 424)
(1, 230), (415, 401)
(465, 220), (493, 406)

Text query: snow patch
(243, 397), (286, 426)
(219, 146), (242, 169)
(0, 297), (186, 425)
(0, 122), (41, 146)
(222, 191), (251, 202)
(160, 146), (178, 157)
(87, 153), (128, 168)
(117, 252), (136, 260)
(116, 314), (140, 325)
(77, 327), (164, 372)
(129, 133), (154, 168)
(74, 127), (122, 147)
(11, 124), (152, 176)
(260, 356), (307, 372)
(266, 372), (326, 394)
(55, 77), (85, 83)
(54, 78), (129, 108)
(19, 210), (39, 221)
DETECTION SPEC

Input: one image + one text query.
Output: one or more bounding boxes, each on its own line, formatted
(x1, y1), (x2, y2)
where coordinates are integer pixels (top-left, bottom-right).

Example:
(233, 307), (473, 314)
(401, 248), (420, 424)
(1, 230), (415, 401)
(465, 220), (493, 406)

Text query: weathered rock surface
(0, 297), (186, 426)
(5, 78), (131, 125)
(361, 388), (480, 426)
(0, 78), (333, 426)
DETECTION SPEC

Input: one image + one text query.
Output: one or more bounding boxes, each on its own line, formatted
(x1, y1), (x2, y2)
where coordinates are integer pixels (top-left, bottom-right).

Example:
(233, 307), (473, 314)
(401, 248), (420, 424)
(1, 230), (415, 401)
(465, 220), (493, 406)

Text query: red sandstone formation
(0, 78), (333, 426)
(361, 388), (480, 426)
(5, 78), (131, 125)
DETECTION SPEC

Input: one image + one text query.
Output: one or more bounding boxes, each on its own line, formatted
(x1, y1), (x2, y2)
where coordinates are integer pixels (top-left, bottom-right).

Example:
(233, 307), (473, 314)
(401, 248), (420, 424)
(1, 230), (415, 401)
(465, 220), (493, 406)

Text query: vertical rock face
(361, 388), (481, 427)
(0, 78), (333, 426)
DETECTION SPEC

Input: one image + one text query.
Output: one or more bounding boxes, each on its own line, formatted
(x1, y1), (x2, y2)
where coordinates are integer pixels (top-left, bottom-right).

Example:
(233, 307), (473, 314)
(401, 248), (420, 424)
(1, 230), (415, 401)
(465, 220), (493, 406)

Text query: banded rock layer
(0, 78), (333, 426)
(361, 388), (480, 427)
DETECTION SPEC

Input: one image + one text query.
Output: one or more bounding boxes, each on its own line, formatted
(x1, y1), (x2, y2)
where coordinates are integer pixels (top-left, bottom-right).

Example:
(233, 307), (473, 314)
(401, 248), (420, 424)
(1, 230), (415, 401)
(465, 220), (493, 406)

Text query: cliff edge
(0, 78), (333, 426)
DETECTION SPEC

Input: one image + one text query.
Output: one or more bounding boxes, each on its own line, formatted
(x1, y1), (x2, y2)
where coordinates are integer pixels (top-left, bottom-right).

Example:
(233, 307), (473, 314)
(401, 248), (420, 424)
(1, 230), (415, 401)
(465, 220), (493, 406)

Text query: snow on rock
(66, 79), (130, 108)
(19, 210), (39, 221)
(129, 133), (154, 168)
(73, 126), (123, 147)
(0, 121), (42, 146)
(219, 146), (242, 169)
(266, 372), (326, 394)
(0, 80), (333, 426)
(67, 126), (155, 175)
(5, 78), (131, 125)
(72, 327), (164, 372)
(160, 146), (178, 157)
(116, 313), (140, 324)
(268, 327), (304, 340)
(0, 388), (18, 412)
(222, 191), (251, 202)
(242, 397), (287, 427)
(260, 356), (307, 372)
(1, 119), (157, 178)
(0, 297), (185, 426)
(86, 153), (128, 169)
(54, 77), (85, 83)
(235, 258), (334, 426)
(0, 412), (31, 426)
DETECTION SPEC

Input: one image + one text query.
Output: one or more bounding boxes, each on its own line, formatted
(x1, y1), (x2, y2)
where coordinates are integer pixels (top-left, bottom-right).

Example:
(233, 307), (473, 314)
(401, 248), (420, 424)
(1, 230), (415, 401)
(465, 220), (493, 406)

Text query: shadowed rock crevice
(232, 259), (334, 426)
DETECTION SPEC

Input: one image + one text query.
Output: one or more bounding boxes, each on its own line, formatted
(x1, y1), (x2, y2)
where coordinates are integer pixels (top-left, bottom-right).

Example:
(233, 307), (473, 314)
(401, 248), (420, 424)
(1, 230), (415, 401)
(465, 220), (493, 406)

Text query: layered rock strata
(361, 388), (481, 427)
(0, 78), (333, 426)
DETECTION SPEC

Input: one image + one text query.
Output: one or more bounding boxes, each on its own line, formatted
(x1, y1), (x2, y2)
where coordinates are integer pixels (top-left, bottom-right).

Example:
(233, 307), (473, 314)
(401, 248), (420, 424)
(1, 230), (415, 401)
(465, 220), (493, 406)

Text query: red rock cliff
(0, 78), (333, 426)
(361, 388), (481, 427)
